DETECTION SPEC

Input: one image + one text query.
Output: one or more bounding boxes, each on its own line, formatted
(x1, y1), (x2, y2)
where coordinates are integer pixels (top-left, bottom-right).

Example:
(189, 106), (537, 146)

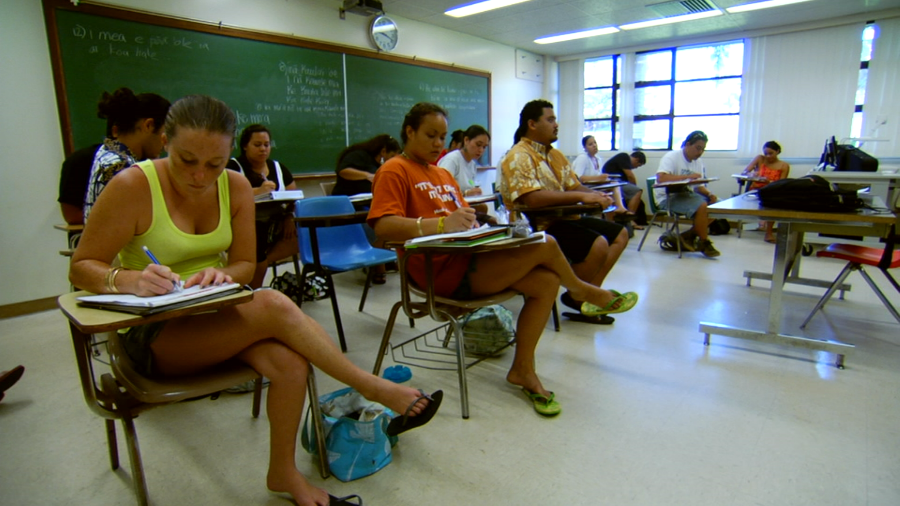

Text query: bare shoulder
(226, 168), (253, 212)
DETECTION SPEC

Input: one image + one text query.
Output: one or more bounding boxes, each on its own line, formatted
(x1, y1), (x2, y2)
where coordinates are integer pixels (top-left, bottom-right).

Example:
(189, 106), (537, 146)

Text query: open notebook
(77, 283), (245, 315)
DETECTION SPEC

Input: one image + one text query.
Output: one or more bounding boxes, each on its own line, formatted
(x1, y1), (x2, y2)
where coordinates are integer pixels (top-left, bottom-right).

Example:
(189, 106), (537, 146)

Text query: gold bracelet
(416, 216), (424, 237)
(106, 267), (122, 294)
(437, 216), (445, 234)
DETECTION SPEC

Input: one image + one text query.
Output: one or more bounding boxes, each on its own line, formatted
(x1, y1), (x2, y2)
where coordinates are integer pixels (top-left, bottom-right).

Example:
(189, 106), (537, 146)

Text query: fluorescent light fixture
(620, 9), (723, 30)
(726, 0), (815, 14)
(535, 26), (620, 44)
(445, 0), (532, 18)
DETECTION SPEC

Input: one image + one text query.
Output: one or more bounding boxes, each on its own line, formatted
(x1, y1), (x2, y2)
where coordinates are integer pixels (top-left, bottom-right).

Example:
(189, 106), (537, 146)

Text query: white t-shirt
(654, 149), (706, 203)
(437, 149), (478, 193)
(571, 152), (602, 178)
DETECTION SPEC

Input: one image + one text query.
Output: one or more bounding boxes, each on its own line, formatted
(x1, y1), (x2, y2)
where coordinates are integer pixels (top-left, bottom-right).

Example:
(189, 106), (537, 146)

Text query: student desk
(700, 195), (896, 368)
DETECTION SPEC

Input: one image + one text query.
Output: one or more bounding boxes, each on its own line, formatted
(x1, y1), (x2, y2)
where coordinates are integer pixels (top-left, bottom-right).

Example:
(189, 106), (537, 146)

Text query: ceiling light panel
(726, 0), (816, 14)
(445, 0), (533, 18)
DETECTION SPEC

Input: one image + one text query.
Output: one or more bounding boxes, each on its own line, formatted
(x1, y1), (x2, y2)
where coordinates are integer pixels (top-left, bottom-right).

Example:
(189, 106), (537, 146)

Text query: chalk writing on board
(71, 24), (211, 57)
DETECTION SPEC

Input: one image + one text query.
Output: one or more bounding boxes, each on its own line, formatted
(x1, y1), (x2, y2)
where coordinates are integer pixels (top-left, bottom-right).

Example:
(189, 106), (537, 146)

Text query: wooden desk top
(54, 223), (84, 232)
(463, 192), (500, 205)
(708, 195), (896, 224)
(58, 289), (254, 334)
(403, 232), (546, 254)
(653, 177), (719, 188)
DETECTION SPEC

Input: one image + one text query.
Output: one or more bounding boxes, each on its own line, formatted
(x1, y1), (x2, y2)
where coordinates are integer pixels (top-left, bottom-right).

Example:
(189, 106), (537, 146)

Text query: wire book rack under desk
(386, 322), (515, 372)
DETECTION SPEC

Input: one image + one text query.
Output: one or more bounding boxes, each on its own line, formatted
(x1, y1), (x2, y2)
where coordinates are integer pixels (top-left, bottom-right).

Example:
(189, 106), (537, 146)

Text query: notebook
(77, 283), (245, 315)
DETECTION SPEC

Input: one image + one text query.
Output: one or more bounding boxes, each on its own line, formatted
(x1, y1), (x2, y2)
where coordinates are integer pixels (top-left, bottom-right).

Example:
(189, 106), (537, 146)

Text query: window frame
(582, 55), (621, 151)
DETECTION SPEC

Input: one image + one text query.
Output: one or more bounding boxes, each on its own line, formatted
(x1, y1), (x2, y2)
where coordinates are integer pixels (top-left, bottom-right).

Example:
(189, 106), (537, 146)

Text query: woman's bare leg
(238, 341), (329, 506)
(149, 290), (430, 417)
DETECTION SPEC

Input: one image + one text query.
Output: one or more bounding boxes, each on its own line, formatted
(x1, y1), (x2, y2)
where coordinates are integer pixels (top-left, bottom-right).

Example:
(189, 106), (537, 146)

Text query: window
(633, 41), (743, 150)
(851, 23), (876, 139)
(583, 55), (621, 150)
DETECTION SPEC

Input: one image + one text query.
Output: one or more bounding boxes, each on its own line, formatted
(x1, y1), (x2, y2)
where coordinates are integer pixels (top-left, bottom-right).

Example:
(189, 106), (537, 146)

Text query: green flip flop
(580, 291), (638, 316)
(522, 388), (561, 417)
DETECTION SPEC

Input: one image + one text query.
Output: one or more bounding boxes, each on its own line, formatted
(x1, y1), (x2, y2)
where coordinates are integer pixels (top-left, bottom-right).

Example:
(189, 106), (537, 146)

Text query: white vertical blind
(741, 23), (862, 158)
(863, 17), (900, 158)
(558, 58), (583, 155)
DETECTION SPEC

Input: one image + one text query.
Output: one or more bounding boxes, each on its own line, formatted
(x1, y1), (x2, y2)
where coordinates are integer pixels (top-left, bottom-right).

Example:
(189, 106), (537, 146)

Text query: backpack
(756, 175), (864, 213)
(708, 218), (731, 236)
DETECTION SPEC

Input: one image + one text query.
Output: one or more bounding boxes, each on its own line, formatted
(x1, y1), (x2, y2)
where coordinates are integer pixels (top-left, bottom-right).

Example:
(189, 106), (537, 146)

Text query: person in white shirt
(655, 130), (720, 257)
(572, 135), (629, 215)
(437, 124), (490, 197)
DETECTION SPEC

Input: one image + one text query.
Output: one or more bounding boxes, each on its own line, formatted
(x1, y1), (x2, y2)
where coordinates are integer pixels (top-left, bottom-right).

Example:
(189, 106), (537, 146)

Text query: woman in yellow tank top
(70, 95), (440, 506)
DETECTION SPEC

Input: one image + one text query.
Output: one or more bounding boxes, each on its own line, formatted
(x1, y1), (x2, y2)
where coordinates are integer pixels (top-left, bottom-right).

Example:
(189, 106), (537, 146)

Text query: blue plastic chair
(294, 196), (396, 351)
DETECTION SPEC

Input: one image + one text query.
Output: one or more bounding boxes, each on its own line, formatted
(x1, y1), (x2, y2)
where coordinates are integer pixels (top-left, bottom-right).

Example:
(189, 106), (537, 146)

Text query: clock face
(370, 16), (399, 52)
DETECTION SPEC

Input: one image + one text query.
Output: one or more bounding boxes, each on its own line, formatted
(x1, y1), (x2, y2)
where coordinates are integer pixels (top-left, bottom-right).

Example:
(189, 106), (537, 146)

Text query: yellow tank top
(118, 160), (232, 278)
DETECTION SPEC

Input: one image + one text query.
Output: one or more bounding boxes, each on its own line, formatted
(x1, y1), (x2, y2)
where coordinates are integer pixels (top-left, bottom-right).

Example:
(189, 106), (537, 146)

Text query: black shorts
(545, 217), (624, 264)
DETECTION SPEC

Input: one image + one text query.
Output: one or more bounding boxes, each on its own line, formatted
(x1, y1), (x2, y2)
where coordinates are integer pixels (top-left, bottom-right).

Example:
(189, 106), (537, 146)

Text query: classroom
(1, 0), (899, 504)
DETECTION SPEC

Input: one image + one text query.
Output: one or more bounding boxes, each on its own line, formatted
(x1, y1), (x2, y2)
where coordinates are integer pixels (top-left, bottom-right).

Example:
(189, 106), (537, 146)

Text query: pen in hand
(142, 245), (183, 292)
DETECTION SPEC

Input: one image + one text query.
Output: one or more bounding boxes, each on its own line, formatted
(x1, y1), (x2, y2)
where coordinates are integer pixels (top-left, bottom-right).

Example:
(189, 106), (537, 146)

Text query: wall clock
(370, 15), (399, 52)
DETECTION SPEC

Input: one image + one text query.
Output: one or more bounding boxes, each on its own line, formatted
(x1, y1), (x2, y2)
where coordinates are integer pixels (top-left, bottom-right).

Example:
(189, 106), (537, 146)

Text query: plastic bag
(461, 304), (515, 356)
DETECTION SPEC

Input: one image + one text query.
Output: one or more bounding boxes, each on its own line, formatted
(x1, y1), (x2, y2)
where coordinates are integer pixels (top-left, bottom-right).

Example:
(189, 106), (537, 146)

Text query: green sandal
(580, 290), (638, 316)
(522, 388), (562, 417)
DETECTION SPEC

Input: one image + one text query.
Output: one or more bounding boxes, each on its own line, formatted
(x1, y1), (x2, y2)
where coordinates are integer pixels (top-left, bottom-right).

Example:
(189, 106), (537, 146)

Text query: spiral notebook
(76, 283), (245, 315)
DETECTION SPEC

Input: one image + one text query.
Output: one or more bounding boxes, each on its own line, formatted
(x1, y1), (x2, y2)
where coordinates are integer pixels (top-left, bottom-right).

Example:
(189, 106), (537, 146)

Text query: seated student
(497, 100), (635, 324)
(602, 150), (647, 216)
(58, 143), (102, 225)
(654, 130), (720, 257)
(742, 140), (791, 243)
(83, 88), (170, 221)
(369, 102), (637, 416)
(225, 124), (299, 289)
(436, 129), (464, 162)
(69, 95), (440, 506)
(332, 134), (401, 284)
(572, 135), (630, 216)
(437, 124), (489, 197)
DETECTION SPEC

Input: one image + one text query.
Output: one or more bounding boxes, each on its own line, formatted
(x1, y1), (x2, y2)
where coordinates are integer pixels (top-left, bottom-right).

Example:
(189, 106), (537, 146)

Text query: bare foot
(764, 236), (776, 243)
(365, 378), (430, 417)
(267, 468), (329, 506)
(507, 369), (550, 398)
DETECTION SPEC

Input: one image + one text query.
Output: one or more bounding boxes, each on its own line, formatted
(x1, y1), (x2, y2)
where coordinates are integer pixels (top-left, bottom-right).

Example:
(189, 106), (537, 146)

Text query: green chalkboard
(44, 1), (490, 174)
(346, 56), (490, 163)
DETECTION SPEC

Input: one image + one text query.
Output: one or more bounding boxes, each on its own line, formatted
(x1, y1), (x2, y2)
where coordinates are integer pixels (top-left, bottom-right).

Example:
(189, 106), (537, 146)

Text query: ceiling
(377, 0), (900, 57)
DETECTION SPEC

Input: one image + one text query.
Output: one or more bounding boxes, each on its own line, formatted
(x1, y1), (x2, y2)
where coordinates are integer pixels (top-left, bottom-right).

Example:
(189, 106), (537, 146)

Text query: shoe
(561, 292), (614, 324)
(764, 236), (776, 244)
(678, 231), (698, 252)
(0, 365), (24, 402)
(560, 291), (581, 311)
(581, 291), (638, 316)
(330, 494), (363, 505)
(699, 239), (721, 258)
(385, 389), (443, 437)
(522, 388), (561, 416)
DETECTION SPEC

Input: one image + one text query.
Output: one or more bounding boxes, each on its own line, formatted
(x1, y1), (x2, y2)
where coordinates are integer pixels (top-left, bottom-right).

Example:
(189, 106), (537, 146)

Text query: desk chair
(57, 291), (330, 506)
(800, 225), (899, 328)
(294, 196), (396, 352)
(637, 177), (690, 258)
(372, 248), (519, 419)
(319, 180), (335, 196)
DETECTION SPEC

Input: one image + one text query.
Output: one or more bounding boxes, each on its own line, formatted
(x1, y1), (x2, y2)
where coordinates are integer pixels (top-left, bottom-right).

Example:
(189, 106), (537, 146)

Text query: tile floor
(1, 227), (899, 506)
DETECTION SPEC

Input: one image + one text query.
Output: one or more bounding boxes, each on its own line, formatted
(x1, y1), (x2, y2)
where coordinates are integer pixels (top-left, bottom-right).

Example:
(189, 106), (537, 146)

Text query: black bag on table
(756, 175), (864, 213)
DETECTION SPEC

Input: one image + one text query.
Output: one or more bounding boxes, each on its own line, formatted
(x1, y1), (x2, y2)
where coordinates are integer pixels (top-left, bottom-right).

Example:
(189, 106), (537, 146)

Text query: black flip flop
(330, 494), (363, 506)
(385, 389), (443, 437)
(562, 312), (615, 325)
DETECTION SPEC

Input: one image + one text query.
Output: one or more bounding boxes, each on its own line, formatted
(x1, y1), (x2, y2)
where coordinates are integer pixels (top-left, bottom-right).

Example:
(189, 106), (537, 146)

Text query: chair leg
(120, 415), (150, 506)
(105, 419), (119, 471)
(358, 267), (374, 312)
(448, 318), (470, 419)
(372, 301), (404, 375)
(251, 376), (262, 418)
(637, 211), (661, 251)
(305, 368), (330, 479)
(671, 218), (682, 259)
(322, 273), (348, 352)
(859, 268), (900, 324)
(552, 301), (560, 332)
(800, 262), (856, 329)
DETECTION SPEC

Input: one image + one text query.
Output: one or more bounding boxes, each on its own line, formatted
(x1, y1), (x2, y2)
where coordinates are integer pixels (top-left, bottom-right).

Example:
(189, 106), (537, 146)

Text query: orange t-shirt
(368, 156), (472, 297)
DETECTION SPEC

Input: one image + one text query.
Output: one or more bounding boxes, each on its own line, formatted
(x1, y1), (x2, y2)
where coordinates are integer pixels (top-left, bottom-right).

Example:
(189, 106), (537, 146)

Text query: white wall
(0, 0), (543, 306)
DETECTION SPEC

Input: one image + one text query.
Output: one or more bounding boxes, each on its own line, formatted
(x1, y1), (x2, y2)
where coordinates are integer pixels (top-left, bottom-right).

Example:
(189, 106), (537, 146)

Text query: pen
(449, 191), (462, 208)
(142, 245), (183, 292)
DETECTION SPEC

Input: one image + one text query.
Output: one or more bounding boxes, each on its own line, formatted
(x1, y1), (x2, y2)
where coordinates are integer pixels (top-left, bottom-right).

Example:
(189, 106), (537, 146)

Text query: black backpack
(756, 175), (864, 213)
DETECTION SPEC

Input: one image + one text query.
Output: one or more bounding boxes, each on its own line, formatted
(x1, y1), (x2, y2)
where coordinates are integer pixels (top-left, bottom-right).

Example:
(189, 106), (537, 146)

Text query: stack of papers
(255, 190), (305, 202)
(77, 283), (245, 315)
(349, 193), (373, 202)
(405, 225), (512, 248)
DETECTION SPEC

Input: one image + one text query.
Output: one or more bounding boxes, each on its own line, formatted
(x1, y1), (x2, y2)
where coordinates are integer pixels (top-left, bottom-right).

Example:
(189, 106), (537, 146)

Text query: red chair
(800, 225), (899, 328)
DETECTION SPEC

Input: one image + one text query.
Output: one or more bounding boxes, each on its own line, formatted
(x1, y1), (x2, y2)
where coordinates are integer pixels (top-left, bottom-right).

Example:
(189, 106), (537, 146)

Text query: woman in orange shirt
(743, 141), (791, 242)
(368, 102), (637, 417)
